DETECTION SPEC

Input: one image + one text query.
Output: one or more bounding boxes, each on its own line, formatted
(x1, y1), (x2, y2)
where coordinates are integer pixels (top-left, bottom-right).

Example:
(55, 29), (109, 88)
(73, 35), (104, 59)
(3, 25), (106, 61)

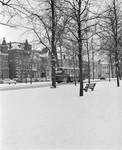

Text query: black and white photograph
(0, 0), (122, 149)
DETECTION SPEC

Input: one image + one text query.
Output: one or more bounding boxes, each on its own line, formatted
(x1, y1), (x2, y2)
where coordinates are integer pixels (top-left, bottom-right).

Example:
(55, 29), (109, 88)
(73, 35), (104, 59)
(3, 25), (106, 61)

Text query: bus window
(55, 67), (79, 83)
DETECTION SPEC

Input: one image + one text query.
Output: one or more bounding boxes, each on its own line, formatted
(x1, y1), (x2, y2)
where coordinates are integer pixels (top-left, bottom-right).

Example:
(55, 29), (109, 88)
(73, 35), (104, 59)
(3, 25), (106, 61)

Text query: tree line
(0, 0), (122, 96)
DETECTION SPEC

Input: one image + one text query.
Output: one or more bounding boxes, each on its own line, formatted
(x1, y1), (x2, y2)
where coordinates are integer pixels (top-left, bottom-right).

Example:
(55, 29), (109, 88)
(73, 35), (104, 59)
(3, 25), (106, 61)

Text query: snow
(0, 81), (51, 91)
(0, 80), (122, 150)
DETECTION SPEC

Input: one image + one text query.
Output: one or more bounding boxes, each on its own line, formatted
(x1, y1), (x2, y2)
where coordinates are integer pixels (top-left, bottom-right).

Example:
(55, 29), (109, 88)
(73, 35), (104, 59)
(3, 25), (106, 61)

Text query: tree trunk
(54, 45), (59, 67)
(73, 52), (77, 86)
(118, 65), (121, 80)
(109, 63), (111, 82)
(113, 0), (120, 87)
(59, 40), (63, 67)
(110, 54), (114, 78)
(86, 39), (90, 84)
(78, 0), (83, 96)
(51, 0), (56, 88)
(30, 55), (33, 84)
(115, 62), (120, 87)
(92, 48), (94, 80)
(79, 48), (83, 96)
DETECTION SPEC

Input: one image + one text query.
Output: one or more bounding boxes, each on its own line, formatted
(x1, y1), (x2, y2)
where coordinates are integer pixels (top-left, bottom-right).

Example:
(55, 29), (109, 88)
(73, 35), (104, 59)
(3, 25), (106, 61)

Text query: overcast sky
(0, 26), (23, 43)
(0, 0), (110, 44)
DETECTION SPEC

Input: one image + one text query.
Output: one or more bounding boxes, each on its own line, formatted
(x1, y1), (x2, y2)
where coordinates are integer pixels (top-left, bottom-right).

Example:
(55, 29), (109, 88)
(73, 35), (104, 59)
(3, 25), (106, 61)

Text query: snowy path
(0, 80), (122, 150)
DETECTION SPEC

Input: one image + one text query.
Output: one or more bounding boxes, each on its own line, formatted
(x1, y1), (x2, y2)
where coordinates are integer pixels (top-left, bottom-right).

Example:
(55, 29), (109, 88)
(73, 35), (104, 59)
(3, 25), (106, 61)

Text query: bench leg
(91, 88), (94, 91)
(83, 89), (87, 92)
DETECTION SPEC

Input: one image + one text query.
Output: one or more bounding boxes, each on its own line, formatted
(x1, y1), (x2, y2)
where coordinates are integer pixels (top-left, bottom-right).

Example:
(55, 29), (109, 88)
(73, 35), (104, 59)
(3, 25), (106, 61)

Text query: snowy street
(0, 80), (122, 150)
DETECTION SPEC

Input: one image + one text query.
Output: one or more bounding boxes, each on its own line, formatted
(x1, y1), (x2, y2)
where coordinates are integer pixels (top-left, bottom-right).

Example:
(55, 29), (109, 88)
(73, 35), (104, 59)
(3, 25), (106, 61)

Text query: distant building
(37, 48), (51, 80)
(83, 59), (114, 79)
(92, 60), (115, 79)
(1, 37), (118, 81)
(8, 40), (32, 81)
(8, 40), (49, 81)
(0, 38), (9, 79)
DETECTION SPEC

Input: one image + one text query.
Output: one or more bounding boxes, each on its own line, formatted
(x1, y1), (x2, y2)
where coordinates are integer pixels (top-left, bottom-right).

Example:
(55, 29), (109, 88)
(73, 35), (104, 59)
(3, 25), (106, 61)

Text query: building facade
(1, 38), (120, 81)
(8, 41), (32, 81)
(8, 40), (50, 82)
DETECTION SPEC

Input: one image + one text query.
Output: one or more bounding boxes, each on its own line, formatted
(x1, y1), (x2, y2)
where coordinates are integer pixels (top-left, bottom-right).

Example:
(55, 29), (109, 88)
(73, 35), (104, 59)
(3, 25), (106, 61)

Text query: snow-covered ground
(0, 81), (52, 91)
(0, 80), (122, 150)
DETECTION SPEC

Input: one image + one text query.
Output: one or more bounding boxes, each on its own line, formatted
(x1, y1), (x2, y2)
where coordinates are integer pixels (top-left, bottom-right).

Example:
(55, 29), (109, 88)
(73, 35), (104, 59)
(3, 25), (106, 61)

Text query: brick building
(8, 40), (33, 81)
(8, 40), (49, 81)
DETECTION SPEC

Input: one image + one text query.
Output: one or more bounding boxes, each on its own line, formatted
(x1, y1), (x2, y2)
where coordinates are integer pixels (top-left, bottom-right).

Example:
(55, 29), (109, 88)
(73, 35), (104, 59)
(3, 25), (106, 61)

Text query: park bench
(83, 83), (96, 92)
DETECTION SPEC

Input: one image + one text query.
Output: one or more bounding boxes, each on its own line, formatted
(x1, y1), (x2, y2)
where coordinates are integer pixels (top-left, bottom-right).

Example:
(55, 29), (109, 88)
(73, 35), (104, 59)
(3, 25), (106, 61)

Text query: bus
(55, 67), (79, 83)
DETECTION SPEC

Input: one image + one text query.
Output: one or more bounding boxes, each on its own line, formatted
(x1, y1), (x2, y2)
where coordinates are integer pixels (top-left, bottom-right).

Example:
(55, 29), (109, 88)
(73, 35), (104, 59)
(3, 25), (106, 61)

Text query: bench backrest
(89, 83), (96, 88)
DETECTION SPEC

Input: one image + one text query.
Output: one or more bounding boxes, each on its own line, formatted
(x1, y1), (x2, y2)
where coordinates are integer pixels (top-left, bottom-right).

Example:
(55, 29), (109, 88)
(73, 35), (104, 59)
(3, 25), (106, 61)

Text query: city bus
(55, 67), (79, 83)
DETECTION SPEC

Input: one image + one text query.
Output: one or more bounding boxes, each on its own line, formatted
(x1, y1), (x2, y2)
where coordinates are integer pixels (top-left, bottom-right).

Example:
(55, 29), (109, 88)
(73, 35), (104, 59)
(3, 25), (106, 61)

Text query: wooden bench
(83, 83), (96, 92)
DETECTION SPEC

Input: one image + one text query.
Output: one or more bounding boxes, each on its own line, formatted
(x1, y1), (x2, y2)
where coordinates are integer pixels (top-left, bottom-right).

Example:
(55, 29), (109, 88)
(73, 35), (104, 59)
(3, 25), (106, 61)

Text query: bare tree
(0, 0), (68, 88)
(1, 0), (104, 93)
(62, 0), (98, 96)
(21, 0), (69, 88)
(97, 0), (122, 86)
